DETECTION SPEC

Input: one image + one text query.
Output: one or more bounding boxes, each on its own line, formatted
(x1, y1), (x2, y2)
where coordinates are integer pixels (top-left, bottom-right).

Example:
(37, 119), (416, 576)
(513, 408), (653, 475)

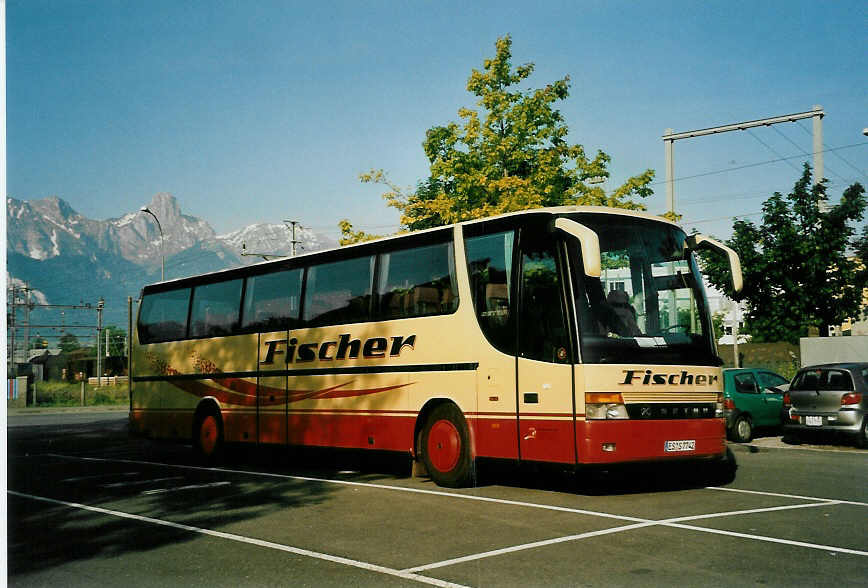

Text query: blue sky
(7, 0), (867, 240)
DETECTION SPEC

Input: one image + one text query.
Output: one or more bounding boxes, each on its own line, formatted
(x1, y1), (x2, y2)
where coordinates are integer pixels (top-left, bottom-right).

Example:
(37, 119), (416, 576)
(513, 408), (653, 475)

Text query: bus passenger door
(516, 236), (577, 464)
(257, 330), (288, 445)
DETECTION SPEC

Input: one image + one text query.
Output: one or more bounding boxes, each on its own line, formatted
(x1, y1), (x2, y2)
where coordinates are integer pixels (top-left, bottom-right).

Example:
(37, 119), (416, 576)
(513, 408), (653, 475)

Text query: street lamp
(139, 206), (165, 281)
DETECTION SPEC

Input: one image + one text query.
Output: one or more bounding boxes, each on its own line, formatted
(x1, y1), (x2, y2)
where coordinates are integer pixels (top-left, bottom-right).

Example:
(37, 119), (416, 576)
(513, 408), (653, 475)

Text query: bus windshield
(567, 213), (717, 366)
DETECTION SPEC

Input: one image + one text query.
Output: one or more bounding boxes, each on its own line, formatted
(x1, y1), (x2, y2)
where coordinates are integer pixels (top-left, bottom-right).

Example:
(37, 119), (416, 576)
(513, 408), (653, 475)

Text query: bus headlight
(586, 393), (629, 420)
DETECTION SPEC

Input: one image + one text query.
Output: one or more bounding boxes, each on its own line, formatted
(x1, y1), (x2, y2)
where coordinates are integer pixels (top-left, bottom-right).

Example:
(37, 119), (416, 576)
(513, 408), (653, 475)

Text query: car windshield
(566, 213), (717, 365)
(792, 369), (854, 391)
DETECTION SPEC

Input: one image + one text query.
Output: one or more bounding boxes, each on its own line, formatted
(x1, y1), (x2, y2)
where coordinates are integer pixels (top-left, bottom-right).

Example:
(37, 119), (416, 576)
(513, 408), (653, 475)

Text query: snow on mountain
(218, 222), (337, 261)
(6, 193), (340, 324)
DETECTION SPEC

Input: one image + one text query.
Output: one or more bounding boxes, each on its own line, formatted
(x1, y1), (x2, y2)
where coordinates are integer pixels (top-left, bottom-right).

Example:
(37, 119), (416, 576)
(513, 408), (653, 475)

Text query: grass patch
(33, 381), (128, 407)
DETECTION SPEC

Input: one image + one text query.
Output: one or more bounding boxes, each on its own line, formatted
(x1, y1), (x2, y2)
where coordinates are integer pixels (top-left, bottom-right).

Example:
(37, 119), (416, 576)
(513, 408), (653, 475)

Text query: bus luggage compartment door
(517, 357), (576, 464)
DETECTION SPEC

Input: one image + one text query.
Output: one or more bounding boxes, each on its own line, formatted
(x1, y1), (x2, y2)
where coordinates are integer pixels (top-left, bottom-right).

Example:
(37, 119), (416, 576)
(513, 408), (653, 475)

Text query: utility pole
(284, 220), (303, 256)
(8, 287), (16, 376)
(239, 219), (304, 260)
(813, 105), (824, 186)
(663, 106), (825, 215)
(732, 302), (740, 368)
(96, 297), (104, 386)
(128, 296), (133, 408)
(23, 284), (31, 362)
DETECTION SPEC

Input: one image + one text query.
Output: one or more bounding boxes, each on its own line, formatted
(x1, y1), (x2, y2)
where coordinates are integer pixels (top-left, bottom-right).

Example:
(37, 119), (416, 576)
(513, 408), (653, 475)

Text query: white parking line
(706, 485), (868, 507)
(664, 522), (868, 557)
(38, 453), (868, 562)
(402, 522), (658, 572)
(664, 500), (843, 523)
(8, 490), (468, 588)
(43, 454), (648, 523)
(406, 500), (859, 571)
(142, 481), (231, 495)
(102, 476), (184, 489)
(63, 472), (139, 483)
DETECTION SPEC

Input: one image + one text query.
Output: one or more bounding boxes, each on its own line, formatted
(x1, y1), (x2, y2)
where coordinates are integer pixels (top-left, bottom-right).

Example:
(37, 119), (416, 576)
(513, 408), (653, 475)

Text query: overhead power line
(746, 129), (803, 174)
(768, 125), (848, 183)
(795, 121), (867, 183)
(683, 212), (764, 225)
(651, 141), (868, 187)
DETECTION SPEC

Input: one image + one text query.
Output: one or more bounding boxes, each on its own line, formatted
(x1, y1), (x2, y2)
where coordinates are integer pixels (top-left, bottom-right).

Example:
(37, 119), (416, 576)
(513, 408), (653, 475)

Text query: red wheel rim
(200, 415), (218, 456)
(428, 419), (461, 473)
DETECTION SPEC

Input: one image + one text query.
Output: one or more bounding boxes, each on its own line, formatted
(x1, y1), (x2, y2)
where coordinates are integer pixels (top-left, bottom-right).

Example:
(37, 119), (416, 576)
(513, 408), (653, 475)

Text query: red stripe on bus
(163, 379), (412, 408)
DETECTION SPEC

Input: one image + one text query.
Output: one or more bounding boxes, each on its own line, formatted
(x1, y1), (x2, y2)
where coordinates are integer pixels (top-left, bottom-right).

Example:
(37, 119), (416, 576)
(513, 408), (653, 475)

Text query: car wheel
(858, 418), (868, 449)
(782, 432), (800, 445)
(733, 414), (752, 443)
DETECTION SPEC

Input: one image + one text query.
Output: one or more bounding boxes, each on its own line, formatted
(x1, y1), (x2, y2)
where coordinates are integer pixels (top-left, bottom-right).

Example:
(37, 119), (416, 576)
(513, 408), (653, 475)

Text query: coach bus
(130, 206), (742, 487)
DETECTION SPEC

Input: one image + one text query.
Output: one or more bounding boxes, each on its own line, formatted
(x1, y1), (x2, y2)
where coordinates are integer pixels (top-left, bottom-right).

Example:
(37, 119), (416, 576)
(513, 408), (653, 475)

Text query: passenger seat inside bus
(606, 290), (642, 336)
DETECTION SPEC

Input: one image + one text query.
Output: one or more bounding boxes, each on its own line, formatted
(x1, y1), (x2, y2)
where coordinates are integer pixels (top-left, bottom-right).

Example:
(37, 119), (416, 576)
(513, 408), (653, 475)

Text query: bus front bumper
(576, 418), (727, 464)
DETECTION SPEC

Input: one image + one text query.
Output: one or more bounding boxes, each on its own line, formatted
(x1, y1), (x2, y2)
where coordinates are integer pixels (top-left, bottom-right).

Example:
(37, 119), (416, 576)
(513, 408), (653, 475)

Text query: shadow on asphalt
(781, 431), (865, 449)
(469, 447), (738, 496)
(7, 419), (341, 578)
(8, 416), (738, 578)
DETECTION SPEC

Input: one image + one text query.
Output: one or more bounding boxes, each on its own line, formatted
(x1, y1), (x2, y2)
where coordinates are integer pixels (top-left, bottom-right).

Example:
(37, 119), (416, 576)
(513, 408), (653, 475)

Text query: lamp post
(140, 206), (165, 281)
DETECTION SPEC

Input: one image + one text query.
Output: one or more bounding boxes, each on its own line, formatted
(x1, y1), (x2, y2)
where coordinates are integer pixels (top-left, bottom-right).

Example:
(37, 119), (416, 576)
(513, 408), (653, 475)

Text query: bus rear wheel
(421, 403), (474, 488)
(194, 408), (224, 464)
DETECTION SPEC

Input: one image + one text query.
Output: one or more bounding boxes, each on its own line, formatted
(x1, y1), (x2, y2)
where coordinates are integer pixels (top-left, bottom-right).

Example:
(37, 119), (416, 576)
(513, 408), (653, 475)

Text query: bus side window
(304, 256), (375, 326)
(138, 288), (191, 343)
(189, 279), (243, 338)
(377, 241), (459, 320)
(465, 231), (515, 354)
(241, 268), (303, 331)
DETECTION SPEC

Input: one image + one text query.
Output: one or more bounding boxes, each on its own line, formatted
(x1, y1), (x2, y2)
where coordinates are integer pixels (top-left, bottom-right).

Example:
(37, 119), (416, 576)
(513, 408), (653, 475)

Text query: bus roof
(142, 205), (679, 289)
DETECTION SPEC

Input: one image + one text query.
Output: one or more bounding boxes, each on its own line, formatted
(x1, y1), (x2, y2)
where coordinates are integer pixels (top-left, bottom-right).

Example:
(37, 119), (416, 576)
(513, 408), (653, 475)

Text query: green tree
(338, 220), (383, 246)
(710, 311), (727, 342)
(59, 333), (81, 353)
(30, 335), (49, 350)
(700, 165), (866, 343)
(104, 325), (127, 357)
(353, 35), (655, 238)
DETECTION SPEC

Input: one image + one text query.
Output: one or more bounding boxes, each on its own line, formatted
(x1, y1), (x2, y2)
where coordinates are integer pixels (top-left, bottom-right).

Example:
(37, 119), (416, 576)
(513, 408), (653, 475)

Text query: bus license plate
(665, 440), (695, 452)
(805, 416), (823, 426)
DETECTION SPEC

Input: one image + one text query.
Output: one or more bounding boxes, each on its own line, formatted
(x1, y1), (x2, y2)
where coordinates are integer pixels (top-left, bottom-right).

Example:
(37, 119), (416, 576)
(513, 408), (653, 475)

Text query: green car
(723, 368), (789, 442)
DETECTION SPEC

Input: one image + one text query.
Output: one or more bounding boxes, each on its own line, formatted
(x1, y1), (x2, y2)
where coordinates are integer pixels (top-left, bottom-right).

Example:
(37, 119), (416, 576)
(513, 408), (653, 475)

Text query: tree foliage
(349, 35), (655, 240)
(337, 220), (383, 246)
(59, 333), (81, 353)
(104, 325), (127, 357)
(700, 165), (866, 343)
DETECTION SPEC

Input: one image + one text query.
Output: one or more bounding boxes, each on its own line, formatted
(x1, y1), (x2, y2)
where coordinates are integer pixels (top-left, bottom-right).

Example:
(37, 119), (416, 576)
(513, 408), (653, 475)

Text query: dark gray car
(784, 362), (868, 448)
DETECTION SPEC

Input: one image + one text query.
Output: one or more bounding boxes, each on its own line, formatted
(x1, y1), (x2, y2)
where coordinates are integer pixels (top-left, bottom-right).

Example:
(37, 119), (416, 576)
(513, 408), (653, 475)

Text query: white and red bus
(130, 206), (742, 487)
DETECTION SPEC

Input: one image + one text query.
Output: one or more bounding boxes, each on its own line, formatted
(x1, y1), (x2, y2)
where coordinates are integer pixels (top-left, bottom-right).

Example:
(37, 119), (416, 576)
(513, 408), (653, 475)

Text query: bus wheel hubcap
(428, 420), (460, 472)
(200, 416), (218, 455)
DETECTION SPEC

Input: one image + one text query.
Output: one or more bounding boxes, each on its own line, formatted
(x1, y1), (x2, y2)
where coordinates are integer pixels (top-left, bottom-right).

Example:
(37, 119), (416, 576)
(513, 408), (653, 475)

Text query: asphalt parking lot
(6, 411), (868, 587)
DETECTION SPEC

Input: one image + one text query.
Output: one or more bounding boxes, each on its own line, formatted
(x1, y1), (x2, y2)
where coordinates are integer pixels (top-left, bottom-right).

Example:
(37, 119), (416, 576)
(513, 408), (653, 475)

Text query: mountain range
(6, 193), (337, 332)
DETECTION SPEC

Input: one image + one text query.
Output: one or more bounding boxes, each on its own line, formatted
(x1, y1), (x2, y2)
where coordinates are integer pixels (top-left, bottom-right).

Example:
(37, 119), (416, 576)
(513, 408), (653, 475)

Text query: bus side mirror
(687, 234), (743, 293)
(553, 218), (601, 278)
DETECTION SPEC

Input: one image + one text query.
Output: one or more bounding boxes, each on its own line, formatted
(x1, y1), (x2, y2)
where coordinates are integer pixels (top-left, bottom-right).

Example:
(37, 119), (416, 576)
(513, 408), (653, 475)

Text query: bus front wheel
(421, 403), (474, 488)
(193, 407), (224, 464)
